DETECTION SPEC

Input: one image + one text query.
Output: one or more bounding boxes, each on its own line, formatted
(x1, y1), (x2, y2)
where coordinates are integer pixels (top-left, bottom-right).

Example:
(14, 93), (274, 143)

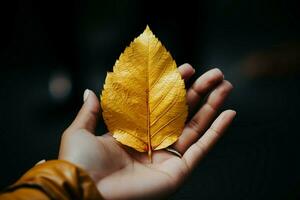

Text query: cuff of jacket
(3, 160), (102, 200)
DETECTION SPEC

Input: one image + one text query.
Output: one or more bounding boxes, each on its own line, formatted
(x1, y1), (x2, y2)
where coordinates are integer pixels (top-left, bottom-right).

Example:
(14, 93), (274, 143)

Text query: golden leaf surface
(100, 26), (188, 158)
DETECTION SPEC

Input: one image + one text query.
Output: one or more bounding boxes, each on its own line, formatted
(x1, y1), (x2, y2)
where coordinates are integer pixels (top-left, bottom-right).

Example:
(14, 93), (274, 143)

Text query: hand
(58, 64), (236, 200)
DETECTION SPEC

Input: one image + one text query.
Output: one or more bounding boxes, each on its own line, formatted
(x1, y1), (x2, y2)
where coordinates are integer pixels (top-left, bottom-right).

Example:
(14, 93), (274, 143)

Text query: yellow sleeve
(0, 160), (102, 200)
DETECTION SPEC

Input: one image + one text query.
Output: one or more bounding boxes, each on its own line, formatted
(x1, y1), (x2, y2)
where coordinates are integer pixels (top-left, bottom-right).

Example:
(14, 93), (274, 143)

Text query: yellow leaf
(100, 26), (188, 160)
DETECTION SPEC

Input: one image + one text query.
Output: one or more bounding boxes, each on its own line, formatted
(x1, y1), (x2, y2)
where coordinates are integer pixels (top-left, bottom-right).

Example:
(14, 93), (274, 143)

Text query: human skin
(58, 63), (236, 200)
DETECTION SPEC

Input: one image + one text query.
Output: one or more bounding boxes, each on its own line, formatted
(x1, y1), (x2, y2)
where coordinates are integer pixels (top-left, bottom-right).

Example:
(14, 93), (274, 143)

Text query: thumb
(67, 89), (100, 134)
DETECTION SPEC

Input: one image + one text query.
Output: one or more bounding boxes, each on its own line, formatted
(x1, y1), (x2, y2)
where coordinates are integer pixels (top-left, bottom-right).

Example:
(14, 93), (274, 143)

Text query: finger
(174, 80), (233, 154)
(187, 68), (224, 109)
(182, 110), (236, 172)
(178, 63), (195, 81)
(66, 89), (100, 134)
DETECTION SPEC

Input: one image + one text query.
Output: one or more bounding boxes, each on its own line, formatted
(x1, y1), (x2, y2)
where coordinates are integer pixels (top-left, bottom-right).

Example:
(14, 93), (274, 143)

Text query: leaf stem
(146, 88), (152, 163)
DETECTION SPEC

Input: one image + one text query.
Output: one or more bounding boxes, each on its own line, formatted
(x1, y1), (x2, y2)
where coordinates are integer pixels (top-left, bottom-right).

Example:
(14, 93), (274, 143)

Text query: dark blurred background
(1, 0), (300, 199)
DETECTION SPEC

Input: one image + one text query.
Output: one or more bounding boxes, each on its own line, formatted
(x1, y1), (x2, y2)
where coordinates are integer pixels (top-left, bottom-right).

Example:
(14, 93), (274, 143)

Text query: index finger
(178, 63), (195, 81)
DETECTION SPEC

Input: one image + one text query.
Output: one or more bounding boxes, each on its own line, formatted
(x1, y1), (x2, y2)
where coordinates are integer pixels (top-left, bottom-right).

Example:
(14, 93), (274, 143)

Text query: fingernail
(83, 89), (90, 102)
(35, 159), (46, 166)
(213, 67), (221, 74)
(191, 67), (196, 74)
(229, 110), (237, 119)
(185, 63), (195, 74)
(211, 68), (224, 79)
(232, 110), (237, 116)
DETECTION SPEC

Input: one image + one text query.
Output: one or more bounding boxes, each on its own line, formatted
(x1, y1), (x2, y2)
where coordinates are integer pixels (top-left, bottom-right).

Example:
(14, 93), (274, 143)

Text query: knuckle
(209, 127), (221, 137)
(194, 141), (207, 155)
(187, 117), (200, 132)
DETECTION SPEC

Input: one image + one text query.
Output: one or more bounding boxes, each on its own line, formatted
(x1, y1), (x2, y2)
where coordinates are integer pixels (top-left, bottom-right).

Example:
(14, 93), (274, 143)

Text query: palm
(59, 65), (236, 199)
(82, 131), (188, 199)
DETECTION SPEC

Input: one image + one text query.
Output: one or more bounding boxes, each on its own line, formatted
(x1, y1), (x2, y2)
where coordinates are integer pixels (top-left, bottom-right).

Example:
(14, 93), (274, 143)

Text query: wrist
(5, 160), (102, 200)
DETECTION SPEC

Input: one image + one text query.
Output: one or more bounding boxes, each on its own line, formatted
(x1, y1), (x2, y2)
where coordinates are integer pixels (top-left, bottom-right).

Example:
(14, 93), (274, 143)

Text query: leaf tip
(144, 25), (154, 36)
(145, 24), (150, 31)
